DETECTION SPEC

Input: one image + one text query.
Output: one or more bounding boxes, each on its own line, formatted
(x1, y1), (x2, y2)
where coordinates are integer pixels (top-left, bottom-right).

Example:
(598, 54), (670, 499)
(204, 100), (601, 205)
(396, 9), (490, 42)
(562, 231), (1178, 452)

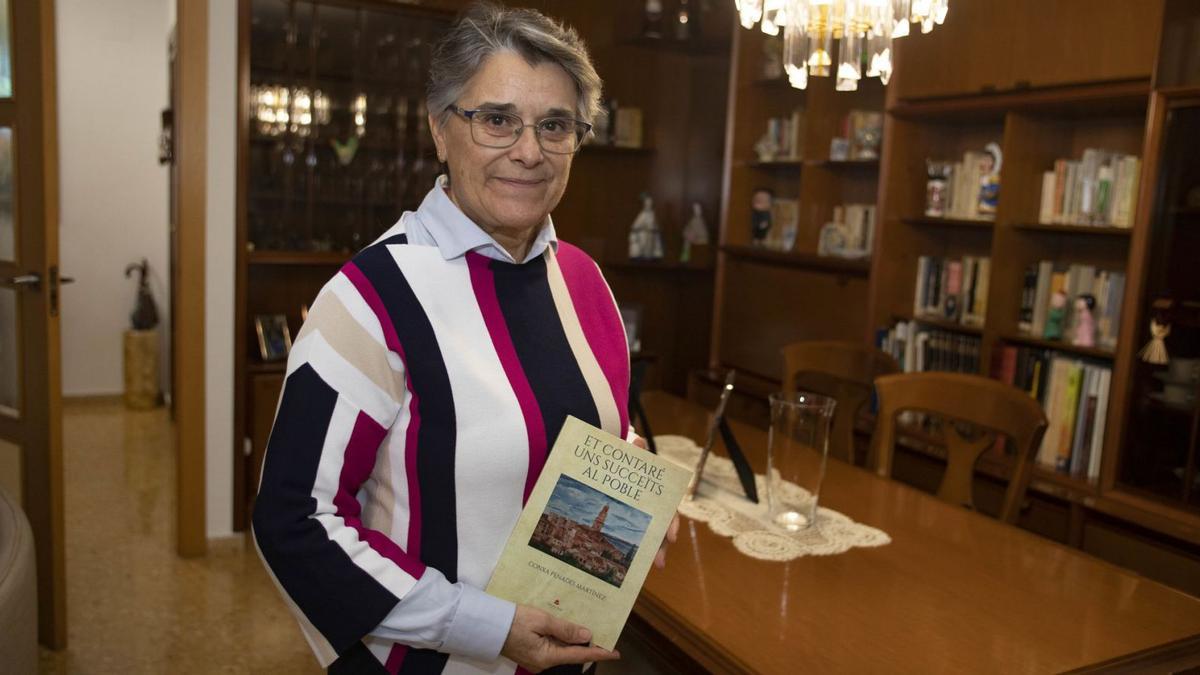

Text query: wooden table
(633, 392), (1200, 674)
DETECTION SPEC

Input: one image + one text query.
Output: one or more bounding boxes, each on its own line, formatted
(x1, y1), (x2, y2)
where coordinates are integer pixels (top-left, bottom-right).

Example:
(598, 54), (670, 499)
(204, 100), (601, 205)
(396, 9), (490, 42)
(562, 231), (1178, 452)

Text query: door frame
(174, 0), (207, 557)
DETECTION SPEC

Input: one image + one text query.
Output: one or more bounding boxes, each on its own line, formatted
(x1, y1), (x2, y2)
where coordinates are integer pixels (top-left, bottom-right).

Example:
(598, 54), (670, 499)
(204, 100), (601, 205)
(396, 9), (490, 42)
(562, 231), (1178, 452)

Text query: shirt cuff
(439, 584), (516, 662)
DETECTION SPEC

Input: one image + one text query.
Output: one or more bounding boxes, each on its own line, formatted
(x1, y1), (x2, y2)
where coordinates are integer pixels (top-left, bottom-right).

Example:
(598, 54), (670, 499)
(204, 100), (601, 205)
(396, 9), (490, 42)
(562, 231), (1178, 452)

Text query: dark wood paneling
(718, 257), (869, 381)
(893, 0), (1163, 100)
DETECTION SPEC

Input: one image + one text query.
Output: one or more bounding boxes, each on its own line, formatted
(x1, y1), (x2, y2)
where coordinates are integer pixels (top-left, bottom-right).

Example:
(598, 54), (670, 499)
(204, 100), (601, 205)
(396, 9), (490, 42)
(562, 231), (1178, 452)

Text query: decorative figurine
(1071, 294), (1097, 347)
(751, 188), (774, 245)
(124, 258), (160, 330)
(681, 202), (709, 263)
(977, 141), (1002, 216)
(1139, 318), (1171, 365)
(1044, 290), (1068, 340)
(926, 159), (951, 217)
(628, 192), (664, 260)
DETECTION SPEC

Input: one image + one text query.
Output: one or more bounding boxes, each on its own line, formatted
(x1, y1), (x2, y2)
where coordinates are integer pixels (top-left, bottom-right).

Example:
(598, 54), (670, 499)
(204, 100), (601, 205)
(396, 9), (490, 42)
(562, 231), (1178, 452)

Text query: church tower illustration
(591, 505), (609, 531)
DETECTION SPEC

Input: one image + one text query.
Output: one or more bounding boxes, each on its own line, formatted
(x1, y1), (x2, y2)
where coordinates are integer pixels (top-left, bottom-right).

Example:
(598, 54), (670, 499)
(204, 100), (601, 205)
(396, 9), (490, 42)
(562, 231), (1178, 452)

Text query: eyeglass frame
(446, 104), (593, 155)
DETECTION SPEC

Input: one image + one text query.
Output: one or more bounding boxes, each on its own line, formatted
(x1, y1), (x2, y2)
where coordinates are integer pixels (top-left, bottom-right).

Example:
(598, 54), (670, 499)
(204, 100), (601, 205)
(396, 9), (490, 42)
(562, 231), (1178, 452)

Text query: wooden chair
(871, 372), (1049, 524)
(781, 341), (900, 464)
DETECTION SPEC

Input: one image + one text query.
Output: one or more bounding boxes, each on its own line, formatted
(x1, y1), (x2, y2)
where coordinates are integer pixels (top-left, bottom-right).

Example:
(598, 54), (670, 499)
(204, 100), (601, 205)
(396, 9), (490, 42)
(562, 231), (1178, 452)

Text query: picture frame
(618, 303), (643, 354)
(255, 314), (292, 361)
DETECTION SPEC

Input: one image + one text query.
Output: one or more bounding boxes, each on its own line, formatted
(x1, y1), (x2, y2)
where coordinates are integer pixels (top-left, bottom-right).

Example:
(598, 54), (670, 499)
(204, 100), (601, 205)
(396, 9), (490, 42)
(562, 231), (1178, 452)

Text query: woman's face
(430, 51), (577, 237)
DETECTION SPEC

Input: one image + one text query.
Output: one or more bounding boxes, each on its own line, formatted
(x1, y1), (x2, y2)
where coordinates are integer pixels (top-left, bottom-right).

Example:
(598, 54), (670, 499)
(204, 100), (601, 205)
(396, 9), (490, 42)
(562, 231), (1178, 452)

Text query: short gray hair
(427, 2), (603, 128)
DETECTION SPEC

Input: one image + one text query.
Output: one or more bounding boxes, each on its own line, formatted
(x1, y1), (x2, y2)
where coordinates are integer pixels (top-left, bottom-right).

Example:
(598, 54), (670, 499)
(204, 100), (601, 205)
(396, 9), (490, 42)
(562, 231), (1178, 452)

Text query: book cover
(486, 416), (693, 651)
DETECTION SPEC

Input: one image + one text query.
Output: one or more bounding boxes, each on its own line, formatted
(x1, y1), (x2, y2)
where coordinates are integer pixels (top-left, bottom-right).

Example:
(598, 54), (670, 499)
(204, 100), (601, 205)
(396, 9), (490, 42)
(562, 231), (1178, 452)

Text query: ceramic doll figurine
(681, 202), (709, 263)
(751, 188), (774, 245)
(977, 142), (1002, 217)
(1044, 290), (1068, 340)
(1072, 294), (1097, 347)
(628, 192), (664, 260)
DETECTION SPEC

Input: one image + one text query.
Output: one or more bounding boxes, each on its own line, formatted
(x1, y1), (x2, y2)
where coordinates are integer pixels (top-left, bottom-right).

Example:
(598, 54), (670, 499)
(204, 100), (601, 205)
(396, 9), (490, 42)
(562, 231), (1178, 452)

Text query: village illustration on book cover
(486, 416), (693, 651)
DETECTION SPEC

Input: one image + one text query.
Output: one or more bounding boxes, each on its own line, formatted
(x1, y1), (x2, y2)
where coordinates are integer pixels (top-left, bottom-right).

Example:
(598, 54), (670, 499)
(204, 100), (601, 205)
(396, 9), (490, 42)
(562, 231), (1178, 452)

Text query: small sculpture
(1071, 294), (1097, 347)
(681, 202), (709, 263)
(751, 188), (774, 245)
(1044, 290), (1068, 340)
(628, 192), (664, 260)
(124, 258), (159, 331)
(977, 142), (1002, 216)
(1139, 319), (1171, 365)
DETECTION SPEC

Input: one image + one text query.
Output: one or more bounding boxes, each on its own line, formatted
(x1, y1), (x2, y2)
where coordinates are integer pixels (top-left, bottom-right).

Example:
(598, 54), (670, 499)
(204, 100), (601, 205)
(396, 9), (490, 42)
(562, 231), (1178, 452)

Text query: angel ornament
(680, 202), (709, 263)
(629, 192), (664, 261)
(1139, 319), (1171, 365)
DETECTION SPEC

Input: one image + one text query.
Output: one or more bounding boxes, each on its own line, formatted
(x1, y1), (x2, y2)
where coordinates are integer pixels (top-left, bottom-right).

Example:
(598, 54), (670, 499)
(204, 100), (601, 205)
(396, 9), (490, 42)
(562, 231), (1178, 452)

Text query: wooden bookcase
(708, 24), (883, 385)
(864, 0), (1200, 591)
(701, 1), (1200, 594)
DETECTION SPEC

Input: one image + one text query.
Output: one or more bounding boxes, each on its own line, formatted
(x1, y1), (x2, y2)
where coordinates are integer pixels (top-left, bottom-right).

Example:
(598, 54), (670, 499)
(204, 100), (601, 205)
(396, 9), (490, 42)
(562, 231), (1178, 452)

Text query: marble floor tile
(38, 400), (321, 674)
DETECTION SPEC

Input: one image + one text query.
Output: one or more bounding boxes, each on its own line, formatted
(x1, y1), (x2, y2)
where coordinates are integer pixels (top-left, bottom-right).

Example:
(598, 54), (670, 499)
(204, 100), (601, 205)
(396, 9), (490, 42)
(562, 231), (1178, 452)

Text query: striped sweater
(252, 182), (631, 675)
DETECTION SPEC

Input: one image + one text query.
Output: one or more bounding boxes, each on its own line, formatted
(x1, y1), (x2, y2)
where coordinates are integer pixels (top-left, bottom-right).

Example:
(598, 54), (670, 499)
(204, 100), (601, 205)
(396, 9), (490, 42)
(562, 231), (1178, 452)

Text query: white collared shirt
(399, 174), (559, 264)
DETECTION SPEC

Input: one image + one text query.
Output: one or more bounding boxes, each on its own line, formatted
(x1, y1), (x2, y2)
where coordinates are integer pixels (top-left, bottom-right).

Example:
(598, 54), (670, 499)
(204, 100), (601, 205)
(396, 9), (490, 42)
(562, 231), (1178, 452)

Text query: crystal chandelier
(735, 0), (949, 90)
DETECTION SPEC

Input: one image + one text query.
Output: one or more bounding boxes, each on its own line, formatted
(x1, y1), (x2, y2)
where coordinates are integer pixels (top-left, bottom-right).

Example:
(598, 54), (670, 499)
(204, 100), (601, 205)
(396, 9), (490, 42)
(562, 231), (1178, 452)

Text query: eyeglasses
(447, 104), (592, 155)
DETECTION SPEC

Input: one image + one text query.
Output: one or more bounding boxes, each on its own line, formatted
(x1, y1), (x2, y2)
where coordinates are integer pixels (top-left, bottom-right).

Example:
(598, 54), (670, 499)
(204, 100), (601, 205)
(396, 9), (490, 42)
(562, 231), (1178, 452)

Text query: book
(486, 416), (693, 650)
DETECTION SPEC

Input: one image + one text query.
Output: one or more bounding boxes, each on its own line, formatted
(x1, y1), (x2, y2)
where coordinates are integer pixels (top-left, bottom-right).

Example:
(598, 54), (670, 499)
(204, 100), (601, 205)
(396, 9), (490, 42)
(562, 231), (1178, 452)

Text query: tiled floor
(38, 400), (320, 674)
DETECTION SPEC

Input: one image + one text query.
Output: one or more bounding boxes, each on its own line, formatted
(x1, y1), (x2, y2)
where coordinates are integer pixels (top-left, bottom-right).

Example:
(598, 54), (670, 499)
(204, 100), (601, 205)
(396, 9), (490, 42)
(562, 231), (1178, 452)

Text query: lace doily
(657, 435), (891, 561)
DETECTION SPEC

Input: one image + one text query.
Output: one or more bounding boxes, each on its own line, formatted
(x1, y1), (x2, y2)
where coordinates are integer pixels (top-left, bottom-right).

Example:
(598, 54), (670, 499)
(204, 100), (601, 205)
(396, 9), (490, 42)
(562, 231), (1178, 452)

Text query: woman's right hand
(500, 605), (620, 673)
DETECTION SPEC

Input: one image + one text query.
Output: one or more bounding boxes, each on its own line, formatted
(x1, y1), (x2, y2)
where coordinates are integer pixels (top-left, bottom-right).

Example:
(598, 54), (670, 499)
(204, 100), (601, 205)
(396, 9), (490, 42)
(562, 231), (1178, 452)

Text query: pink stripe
(333, 412), (426, 579)
(552, 244), (630, 434)
(385, 643), (408, 674)
(467, 252), (548, 502)
(341, 262), (423, 557)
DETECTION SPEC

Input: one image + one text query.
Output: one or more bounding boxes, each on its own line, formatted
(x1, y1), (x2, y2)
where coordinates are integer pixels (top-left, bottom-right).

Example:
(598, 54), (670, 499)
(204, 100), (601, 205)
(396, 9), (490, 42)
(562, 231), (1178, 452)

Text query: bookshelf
(709, 22), (885, 386)
(860, 0), (1200, 590)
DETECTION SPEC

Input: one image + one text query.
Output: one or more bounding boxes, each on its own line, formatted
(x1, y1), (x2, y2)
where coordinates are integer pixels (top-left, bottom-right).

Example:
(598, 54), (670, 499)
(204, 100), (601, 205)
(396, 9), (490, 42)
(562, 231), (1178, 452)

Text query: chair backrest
(781, 341), (900, 464)
(870, 372), (1049, 524)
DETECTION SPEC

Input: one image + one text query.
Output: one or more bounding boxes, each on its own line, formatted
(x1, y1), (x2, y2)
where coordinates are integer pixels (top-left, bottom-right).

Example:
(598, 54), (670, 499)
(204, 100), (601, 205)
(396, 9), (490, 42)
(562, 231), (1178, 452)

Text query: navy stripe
(252, 364), (398, 654)
(395, 649), (451, 675)
(490, 256), (602, 457)
(328, 642), (391, 675)
(353, 236), (460, 582)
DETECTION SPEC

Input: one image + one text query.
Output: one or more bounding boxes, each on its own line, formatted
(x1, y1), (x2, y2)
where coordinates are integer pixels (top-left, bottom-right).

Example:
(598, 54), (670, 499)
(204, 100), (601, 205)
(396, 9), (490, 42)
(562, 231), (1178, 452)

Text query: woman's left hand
(631, 435), (680, 569)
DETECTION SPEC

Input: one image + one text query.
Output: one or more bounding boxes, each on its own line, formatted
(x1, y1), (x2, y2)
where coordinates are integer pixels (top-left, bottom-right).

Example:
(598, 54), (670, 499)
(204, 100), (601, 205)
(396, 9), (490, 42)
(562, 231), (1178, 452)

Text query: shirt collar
(414, 174), (559, 264)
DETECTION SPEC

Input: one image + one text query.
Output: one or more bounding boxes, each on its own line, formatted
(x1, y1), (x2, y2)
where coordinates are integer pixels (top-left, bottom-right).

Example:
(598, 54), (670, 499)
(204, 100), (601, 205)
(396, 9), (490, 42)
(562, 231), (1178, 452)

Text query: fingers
(549, 645), (621, 664)
(540, 613), (592, 646)
(632, 435), (648, 450)
(667, 514), (680, 544)
(654, 546), (666, 569)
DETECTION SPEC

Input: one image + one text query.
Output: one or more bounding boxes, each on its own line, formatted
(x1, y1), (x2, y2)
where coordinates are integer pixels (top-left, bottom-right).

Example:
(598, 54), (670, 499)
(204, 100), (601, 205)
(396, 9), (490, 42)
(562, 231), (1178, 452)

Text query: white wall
(206, 0), (236, 539)
(57, 0), (172, 397)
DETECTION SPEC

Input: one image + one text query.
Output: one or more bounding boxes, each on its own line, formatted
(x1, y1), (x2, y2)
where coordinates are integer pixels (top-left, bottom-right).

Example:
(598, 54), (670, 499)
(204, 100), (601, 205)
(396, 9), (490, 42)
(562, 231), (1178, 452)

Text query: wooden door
(0, 0), (67, 648)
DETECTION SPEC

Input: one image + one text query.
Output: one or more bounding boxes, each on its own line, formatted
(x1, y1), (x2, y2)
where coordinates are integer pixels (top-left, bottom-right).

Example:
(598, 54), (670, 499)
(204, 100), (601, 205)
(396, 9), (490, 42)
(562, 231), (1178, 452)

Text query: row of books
(757, 109), (805, 162)
(935, 150), (996, 221)
(912, 256), (990, 327)
(1018, 262), (1124, 350)
(992, 346), (1111, 479)
(878, 321), (982, 375)
(1037, 150), (1141, 228)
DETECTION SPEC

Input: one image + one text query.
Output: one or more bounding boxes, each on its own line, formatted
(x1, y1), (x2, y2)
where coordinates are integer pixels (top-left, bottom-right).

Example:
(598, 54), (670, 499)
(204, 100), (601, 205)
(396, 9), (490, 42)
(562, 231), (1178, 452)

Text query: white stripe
(388, 244), (529, 590)
(383, 417), (412, 552)
(326, 272), (405, 372)
(288, 330), (401, 427)
(311, 396), (420, 600)
(545, 249), (622, 435)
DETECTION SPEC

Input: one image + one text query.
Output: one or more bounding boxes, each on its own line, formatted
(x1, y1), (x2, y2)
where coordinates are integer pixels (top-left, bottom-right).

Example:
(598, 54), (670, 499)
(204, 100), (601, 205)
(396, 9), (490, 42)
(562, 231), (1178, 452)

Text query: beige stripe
(296, 291), (404, 404)
(544, 249), (622, 435)
(361, 444), (395, 542)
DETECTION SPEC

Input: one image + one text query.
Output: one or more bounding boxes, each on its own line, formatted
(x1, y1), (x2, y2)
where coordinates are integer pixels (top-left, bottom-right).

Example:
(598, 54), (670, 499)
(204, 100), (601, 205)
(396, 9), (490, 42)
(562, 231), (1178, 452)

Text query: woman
(252, 3), (673, 674)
